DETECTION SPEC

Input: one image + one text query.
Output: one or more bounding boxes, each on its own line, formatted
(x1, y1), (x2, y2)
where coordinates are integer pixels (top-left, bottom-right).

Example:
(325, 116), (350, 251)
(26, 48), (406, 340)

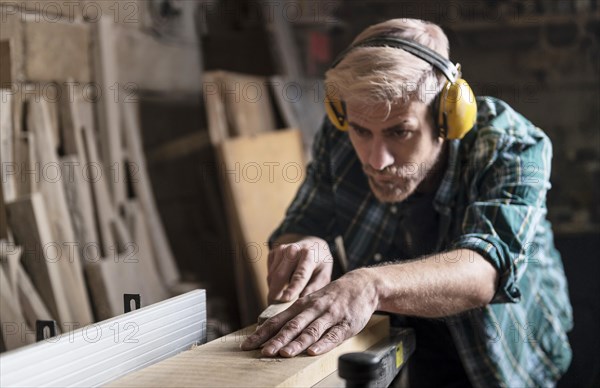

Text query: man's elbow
(468, 250), (500, 307)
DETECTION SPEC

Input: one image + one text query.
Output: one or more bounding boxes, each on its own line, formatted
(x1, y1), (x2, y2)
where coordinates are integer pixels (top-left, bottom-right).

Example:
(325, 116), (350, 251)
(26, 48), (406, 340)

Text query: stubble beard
(363, 150), (443, 203)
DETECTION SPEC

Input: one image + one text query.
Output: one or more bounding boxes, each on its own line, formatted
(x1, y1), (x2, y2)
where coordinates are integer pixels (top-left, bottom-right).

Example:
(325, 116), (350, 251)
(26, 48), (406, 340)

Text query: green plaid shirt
(270, 97), (573, 387)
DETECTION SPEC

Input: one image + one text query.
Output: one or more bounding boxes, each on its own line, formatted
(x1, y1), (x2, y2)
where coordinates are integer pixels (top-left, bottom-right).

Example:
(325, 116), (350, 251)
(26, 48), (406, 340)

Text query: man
(241, 19), (573, 387)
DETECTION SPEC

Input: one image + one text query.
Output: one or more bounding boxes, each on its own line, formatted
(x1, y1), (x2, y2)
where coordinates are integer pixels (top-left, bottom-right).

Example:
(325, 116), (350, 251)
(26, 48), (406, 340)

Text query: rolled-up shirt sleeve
(269, 121), (337, 247)
(450, 128), (553, 304)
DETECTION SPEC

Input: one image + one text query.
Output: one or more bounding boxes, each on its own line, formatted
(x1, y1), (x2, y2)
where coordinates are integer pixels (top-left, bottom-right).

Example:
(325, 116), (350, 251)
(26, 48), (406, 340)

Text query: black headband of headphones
(330, 36), (459, 83)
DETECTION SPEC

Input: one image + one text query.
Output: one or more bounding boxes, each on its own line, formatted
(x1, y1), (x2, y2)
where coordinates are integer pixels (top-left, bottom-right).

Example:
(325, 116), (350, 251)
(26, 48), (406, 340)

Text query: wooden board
(121, 102), (180, 287)
(5, 193), (72, 329)
(218, 129), (306, 322)
(93, 17), (126, 207)
(0, 89), (16, 203)
(109, 314), (389, 388)
(0, 265), (34, 351)
(77, 97), (117, 257)
(204, 71), (277, 143)
(17, 264), (54, 331)
(26, 97), (93, 325)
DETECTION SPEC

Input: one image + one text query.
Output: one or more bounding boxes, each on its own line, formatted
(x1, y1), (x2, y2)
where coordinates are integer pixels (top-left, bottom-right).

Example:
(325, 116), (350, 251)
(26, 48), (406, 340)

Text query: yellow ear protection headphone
(325, 36), (477, 140)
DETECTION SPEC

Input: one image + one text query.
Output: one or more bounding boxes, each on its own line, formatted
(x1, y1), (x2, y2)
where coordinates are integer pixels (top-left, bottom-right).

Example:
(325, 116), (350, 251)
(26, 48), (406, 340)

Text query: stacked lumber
(0, 11), (188, 352)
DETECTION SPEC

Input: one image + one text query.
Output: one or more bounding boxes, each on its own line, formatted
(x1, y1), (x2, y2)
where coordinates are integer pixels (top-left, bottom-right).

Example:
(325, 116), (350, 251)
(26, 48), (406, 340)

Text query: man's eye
(392, 130), (411, 139)
(352, 127), (370, 137)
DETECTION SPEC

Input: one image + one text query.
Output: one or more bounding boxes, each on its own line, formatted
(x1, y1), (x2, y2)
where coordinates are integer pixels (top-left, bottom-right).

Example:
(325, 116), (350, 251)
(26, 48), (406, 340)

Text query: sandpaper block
(257, 301), (295, 325)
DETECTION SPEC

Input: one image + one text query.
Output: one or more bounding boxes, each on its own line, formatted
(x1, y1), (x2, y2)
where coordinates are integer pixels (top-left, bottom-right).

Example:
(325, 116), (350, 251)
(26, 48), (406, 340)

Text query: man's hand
(242, 269), (377, 357)
(267, 235), (333, 303)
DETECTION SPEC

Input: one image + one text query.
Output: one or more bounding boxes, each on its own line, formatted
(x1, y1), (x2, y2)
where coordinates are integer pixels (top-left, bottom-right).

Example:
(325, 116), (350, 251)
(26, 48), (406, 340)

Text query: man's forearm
(359, 249), (499, 318)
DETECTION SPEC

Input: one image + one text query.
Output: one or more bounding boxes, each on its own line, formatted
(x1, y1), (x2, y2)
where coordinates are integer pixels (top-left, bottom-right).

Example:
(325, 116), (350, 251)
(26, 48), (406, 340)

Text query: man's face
(346, 99), (445, 203)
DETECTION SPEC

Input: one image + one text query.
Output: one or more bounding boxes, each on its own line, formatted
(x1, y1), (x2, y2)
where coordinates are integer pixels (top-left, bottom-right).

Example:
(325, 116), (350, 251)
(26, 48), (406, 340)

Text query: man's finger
(259, 306), (320, 357)
(240, 306), (298, 351)
(267, 249), (297, 302)
(279, 316), (334, 357)
(307, 322), (352, 356)
(280, 251), (314, 301)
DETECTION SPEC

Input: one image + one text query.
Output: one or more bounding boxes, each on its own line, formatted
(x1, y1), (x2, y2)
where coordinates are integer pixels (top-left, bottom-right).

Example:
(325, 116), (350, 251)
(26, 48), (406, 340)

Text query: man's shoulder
(470, 96), (548, 147)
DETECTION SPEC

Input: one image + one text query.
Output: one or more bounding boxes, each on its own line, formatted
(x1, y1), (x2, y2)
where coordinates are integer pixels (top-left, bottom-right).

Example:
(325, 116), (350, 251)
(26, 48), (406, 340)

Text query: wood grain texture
(109, 315), (389, 388)
(217, 129), (305, 323)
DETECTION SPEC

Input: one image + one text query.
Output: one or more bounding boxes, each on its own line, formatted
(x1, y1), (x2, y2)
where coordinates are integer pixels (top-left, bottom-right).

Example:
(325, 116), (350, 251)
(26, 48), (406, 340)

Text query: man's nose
(367, 138), (395, 171)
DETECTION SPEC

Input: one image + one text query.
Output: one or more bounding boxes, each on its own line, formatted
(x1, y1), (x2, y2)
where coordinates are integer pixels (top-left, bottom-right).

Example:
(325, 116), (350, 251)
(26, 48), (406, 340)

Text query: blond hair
(325, 19), (450, 114)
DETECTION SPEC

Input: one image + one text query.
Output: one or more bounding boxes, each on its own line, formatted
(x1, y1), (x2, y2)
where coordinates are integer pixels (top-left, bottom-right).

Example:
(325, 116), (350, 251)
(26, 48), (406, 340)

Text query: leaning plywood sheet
(109, 314), (389, 388)
(0, 290), (207, 388)
(218, 129), (305, 318)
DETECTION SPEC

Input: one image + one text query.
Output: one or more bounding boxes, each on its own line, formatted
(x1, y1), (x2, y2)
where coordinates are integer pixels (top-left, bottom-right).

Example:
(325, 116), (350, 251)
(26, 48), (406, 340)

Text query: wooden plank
(13, 132), (36, 197)
(112, 19), (202, 92)
(217, 129), (306, 321)
(5, 193), (72, 329)
(17, 264), (54, 332)
(93, 17), (126, 208)
(221, 72), (276, 137)
(203, 72), (229, 144)
(0, 89), (16, 203)
(123, 200), (169, 304)
(23, 16), (91, 82)
(121, 102), (180, 287)
(26, 97), (93, 325)
(77, 97), (117, 257)
(0, 265), (34, 351)
(0, 177), (7, 240)
(0, 240), (21, 300)
(109, 314), (389, 388)
(60, 155), (100, 259)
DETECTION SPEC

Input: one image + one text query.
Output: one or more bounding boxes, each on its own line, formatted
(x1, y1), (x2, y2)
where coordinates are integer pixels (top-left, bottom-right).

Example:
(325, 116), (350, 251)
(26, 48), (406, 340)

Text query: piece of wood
(121, 101), (180, 287)
(204, 71), (276, 142)
(17, 264), (54, 332)
(26, 97), (93, 325)
(93, 17), (126, 208)
(124, 200), (169, 303)
(0, 240), (21, 300)
(60, 155), (100, 262)
(77, 96), (117, 257)
(5, 193), (72, 329)
(0, 265), (34, 351)
(0, 178), (8, 240)
(1, 13), (91, 82)
(218, 129), (306, 322)
(257, 301), (295, 325)
(203, 72), (229, 145)
(109, 314), (389, 388)
(13, 131), (36, 197)
(1, 89), (16, 203)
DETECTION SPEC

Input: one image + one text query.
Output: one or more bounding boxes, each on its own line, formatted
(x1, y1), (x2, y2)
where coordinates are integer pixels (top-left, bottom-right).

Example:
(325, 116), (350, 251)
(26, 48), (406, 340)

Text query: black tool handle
(339, 352), (382, 388)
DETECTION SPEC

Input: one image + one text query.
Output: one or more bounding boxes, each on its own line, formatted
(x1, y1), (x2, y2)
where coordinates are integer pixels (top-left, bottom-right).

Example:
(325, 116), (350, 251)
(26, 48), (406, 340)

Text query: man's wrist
(349, 267), (382, 313)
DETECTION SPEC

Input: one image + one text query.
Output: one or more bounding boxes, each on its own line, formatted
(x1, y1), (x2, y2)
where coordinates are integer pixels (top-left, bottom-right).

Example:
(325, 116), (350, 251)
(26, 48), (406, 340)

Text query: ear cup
(437, 78), (477, 140)
(325, 92), (350, 131)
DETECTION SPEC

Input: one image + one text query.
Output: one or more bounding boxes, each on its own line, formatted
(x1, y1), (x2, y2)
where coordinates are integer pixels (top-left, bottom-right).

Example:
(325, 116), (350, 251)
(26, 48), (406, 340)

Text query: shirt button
(390, 206), (398, 214)
(374, 253), (382, 262)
